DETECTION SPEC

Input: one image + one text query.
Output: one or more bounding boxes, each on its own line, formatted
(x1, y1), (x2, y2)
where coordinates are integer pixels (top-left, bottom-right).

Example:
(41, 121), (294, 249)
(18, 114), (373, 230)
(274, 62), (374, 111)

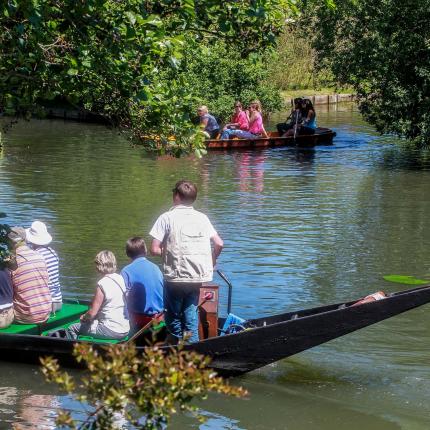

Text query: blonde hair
(250, 100), (262, 113)
(94, 250), (117, 274)
(198, 105), (208, 114)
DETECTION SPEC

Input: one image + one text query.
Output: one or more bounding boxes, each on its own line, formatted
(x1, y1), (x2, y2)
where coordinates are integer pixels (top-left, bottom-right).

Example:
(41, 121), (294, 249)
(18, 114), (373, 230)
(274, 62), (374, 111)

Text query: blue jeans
(164, 282), (201, 343)
(220, 129), (258, 140)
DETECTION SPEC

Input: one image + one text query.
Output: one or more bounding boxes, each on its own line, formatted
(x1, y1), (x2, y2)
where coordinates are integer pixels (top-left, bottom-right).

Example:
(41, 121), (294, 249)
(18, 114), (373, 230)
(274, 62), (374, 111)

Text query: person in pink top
(220, 100), (267, 140)
(221, 102), (249, 138)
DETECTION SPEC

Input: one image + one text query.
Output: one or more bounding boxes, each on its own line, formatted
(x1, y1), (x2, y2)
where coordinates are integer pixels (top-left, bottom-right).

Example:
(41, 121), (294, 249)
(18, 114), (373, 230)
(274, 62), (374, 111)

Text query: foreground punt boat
(0, 285), (429, 376)
(205, 128), (336, 150)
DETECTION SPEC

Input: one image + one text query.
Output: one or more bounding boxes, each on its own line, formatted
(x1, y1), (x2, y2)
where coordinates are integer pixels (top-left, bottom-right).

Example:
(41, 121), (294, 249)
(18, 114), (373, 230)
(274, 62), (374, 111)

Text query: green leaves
(67, 69), (79, 76)
(0, 216), (12, 269)
(305, 0), (430, 146)
(41, 341), (247, 429)
(0, 0), (291, 154)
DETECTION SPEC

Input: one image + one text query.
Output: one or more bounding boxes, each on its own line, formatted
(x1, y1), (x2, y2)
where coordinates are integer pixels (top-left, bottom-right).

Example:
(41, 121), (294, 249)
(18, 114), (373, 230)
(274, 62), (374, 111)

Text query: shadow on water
(379, 144), (430, 171)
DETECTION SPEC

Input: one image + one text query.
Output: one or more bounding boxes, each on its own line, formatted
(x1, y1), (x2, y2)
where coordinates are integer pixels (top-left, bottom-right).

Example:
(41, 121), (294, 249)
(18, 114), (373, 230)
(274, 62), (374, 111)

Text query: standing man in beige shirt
(150, 180), (223, 343)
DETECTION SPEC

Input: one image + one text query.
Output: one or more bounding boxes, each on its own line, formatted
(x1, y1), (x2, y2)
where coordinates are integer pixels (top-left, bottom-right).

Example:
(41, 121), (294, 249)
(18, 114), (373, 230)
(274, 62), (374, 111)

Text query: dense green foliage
(268, 26), (334, 91)
(181, 42), (284, 122)
(304, 0), (430, 145)
(41, 342), (246, 429)
(0, 0), (294, 153)
(0, 213), (12, 269)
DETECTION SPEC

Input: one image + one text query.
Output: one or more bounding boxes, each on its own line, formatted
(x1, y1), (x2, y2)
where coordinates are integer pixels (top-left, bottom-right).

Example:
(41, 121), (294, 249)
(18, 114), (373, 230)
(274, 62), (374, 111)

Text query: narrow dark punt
(1, 285), (430, 376)
(188, 285), (430, 376)
(205, 128), (336, 150)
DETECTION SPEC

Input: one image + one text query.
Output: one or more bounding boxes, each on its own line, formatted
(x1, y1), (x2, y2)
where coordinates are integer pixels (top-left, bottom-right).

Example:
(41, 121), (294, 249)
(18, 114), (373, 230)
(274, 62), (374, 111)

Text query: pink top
(249, 112), (264, 135)
(232, 110), (249, 131)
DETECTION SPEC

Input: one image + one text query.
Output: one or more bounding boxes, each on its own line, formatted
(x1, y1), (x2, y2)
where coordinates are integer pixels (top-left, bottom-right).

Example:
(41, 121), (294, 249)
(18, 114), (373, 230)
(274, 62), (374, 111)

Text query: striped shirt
(12, 245), (52, 324)
(33, 246), (62, 303)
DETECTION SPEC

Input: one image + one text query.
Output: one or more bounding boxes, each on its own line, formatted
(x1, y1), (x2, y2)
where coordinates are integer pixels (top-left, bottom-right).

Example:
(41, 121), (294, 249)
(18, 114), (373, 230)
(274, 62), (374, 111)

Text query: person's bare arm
(261, 124), (268, 138)
(81, 286), (104, 321)
(150, 238), (163, 256)
(211, 233), (224, 267)
(304, 109), (315, 125)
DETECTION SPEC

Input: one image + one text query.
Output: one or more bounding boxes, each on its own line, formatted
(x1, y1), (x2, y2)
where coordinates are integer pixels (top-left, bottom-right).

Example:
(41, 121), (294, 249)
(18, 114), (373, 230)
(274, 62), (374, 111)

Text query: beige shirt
(149, 205), (217, 283)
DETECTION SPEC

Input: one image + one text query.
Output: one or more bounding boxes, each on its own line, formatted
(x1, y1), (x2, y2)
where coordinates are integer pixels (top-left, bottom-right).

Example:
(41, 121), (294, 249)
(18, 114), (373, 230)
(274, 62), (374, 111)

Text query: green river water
(1, 104), (430, 429)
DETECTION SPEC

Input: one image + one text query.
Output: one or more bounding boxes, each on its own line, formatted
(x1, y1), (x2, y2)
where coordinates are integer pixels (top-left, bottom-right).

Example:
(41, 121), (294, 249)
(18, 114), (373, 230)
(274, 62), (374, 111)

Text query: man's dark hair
(293, 97), (303, 107)
(172, 180), (197, 204)
(126, 236), (147, 259)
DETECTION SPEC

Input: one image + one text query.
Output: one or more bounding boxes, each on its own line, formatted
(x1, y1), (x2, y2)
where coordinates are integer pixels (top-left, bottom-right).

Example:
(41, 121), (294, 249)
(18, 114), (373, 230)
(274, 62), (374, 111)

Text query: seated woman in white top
(68, 250), (130, 340)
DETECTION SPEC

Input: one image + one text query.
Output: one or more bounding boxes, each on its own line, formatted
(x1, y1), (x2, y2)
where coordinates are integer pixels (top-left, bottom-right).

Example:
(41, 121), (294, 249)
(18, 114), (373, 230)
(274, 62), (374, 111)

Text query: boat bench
(0, 303), (88, 335)
(76, 320), (166, 344)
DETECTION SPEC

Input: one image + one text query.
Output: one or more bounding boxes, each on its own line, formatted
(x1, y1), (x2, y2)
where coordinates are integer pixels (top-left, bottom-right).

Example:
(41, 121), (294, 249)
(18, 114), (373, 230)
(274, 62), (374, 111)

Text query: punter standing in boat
(26, 221), (62, 312)
(150, 180), (224, 344)
(198, 106), (220, 139)
(121, 236), (164, 332)
(8, 227), (52, 324)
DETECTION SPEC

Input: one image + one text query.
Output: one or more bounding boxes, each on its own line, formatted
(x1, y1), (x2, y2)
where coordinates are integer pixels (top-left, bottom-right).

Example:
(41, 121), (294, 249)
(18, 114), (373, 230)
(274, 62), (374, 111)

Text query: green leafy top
(0, 0), (295, 154)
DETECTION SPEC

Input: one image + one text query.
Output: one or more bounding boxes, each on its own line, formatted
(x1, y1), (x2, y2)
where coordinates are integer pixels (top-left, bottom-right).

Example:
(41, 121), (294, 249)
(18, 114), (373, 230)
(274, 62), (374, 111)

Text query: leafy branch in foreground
(41, 342), (247, 429)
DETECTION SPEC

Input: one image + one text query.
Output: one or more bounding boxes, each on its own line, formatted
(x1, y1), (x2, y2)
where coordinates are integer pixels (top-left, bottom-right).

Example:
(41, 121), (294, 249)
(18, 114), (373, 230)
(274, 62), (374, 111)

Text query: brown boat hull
(206, 128), (336, 150)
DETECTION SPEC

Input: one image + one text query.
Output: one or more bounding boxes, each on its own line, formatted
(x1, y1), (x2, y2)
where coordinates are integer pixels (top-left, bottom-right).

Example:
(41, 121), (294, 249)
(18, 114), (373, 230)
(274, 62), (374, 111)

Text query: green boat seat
(76, 321), (166, 344)
(0, 302), (88, 335)
(77, 335), (128, 344)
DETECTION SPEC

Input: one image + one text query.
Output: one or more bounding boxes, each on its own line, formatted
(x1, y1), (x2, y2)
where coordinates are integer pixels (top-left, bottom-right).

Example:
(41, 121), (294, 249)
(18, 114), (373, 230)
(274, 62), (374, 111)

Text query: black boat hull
(1, 286), (430, 376)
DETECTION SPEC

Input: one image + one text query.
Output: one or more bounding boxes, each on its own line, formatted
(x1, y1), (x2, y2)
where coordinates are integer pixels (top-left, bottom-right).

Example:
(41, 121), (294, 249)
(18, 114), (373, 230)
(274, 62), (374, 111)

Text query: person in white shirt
(150, 180), (223, 343)
(68, 250), (129, 340)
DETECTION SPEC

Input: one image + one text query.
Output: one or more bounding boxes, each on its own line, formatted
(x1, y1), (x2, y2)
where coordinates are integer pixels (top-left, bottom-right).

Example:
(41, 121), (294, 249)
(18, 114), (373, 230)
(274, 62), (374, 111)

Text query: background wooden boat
(1, 285), (430, 376)
(205, 128), (336, 150)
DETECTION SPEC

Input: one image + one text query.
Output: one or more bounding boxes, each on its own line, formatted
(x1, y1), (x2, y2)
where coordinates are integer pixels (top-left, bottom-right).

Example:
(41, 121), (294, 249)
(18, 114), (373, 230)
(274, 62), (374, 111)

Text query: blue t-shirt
(202, 113), (219, 132)
(121, 257), (164, 315)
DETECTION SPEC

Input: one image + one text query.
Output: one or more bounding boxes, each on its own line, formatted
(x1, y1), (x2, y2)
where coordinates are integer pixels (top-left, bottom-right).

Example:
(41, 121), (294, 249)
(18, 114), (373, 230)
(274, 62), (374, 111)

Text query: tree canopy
(0, 0), (295, 153)
(304, 0), (430, 146)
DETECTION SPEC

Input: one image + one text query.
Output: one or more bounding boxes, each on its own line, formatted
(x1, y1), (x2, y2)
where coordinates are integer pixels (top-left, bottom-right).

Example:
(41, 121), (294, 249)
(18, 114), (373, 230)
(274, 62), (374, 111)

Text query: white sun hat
(26, 221), (52, 246)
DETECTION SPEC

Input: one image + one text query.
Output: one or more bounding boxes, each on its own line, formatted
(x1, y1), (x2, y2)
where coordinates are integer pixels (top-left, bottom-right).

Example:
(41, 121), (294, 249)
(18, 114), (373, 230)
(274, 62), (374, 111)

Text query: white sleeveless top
(97, 273), (130, 334)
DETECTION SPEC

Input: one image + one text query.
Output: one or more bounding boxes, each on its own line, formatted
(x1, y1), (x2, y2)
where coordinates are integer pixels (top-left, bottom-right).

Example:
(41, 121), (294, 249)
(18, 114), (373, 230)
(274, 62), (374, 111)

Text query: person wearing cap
(8, 227), (52, 324)
(149, 180), (224, 344)
(26, 221), (62, 312)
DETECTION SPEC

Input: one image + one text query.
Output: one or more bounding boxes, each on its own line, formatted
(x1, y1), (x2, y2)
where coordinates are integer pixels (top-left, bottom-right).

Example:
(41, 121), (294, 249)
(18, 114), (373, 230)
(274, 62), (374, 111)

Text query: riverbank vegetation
(302, 0), (430, 146)
(268, 27), (334, 93)
(0, 0), (297, 154)
(41, 342), (246, 429)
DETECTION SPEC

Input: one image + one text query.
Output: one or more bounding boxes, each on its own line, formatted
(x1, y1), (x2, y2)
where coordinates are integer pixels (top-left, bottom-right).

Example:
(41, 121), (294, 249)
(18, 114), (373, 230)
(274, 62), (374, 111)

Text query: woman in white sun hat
(26, 221), (62, 312)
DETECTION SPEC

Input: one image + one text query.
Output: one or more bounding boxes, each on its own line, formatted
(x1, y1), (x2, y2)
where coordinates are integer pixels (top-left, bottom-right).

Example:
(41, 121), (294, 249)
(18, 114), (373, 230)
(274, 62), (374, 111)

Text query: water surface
(1, 103), (430, 429)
